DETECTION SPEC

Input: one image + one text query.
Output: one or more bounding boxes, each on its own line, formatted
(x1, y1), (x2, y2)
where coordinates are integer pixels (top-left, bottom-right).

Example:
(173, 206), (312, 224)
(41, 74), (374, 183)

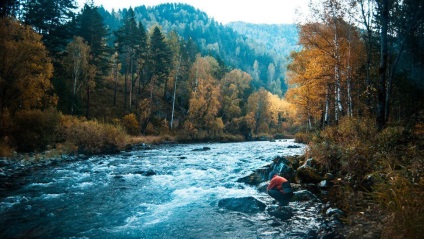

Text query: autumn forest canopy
(0, 0), (423, 154)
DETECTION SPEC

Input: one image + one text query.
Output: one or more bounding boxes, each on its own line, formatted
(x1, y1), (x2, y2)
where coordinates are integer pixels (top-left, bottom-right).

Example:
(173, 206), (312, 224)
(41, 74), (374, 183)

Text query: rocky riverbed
(0, 140), (365, 238)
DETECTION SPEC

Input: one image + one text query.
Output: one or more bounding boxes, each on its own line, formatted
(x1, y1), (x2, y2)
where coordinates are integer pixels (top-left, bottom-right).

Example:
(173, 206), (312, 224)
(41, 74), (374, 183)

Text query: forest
(0, 0), (423, 237)
(0, 1), (299, 155)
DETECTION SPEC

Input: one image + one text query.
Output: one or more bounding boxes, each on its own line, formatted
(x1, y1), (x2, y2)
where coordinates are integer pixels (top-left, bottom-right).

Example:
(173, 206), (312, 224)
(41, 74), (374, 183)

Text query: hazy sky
(76, 0), (310, 24)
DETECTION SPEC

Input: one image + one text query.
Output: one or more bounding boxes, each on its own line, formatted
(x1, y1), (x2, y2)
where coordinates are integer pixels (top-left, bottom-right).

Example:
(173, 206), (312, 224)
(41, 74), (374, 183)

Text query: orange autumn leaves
(286, 19), (366, 128)
(185, 55), (295, 137)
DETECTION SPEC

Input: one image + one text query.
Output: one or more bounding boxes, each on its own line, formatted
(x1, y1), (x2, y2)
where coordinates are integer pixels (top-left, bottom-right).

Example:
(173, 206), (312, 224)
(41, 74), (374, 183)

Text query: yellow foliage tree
(221, 69), (252, 123)
(287, 14), (366, 129)
(186, 55), (222, 135)
(245, 88), (295, 135)
(0, 17), (55, 115)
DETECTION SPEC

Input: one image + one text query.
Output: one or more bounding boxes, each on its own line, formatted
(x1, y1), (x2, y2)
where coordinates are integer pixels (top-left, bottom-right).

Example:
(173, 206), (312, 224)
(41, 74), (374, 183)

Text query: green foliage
(24, 0), (77, 53)
(12, 109), (60, 152)
(98, 3), (294, 93)
(76, 2), (110, 74)
(58, 115), (128, 155)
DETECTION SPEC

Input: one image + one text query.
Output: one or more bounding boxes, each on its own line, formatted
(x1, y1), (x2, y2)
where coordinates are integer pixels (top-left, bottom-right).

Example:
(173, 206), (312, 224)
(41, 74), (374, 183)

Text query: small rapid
(0, 140), (333, 239)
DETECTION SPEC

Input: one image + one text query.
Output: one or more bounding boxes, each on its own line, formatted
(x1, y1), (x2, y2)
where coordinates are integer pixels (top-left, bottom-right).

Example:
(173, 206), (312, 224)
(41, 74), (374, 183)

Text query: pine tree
(114, 7), (138, 112)
(24, 0), (77, 54)
(76, 2), (110, 74)
(148, 26), (172, 100)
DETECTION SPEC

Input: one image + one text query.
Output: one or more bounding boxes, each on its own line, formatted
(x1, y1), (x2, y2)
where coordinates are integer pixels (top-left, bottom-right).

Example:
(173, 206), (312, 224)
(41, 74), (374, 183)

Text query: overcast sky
(77, 0), (309, 24)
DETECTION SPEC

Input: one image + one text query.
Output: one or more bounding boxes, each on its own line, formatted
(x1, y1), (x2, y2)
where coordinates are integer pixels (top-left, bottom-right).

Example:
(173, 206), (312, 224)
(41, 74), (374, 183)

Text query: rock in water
(192, 147), (211, 151)
(142, 169), (156, 176)
(218, 196), (266, 213)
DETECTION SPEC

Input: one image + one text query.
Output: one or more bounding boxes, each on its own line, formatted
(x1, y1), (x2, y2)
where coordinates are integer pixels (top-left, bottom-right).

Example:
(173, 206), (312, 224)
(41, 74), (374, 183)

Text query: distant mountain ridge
(226, 22), (300, 60)
(98, 3), (300, 94)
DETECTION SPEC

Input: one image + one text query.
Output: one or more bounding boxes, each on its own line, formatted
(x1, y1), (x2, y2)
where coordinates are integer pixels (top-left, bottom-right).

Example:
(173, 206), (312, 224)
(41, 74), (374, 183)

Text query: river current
(0, 140), (329, 239)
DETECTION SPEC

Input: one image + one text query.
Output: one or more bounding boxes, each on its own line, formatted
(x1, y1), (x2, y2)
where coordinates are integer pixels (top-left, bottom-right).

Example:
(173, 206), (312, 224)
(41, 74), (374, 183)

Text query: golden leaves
(0, 18), (54, 112)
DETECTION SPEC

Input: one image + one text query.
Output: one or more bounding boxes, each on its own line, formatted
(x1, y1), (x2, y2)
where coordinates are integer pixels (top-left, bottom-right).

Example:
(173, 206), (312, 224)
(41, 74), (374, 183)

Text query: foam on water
(39, 193), (63, 200)
(0, 141), (325, 239)
(27, 182), (53, 188)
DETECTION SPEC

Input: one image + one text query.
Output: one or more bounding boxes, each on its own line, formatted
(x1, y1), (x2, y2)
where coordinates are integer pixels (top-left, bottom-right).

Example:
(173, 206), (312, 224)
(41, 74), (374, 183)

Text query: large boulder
(218, 196), (266, 214)
(290, 190), (319, 202)
(237, 165), (270, 185)
(296, 165), (323, 184)
(271, 156), (296, 182)
(237, 156), (295, 186)
(267, 205), (294, 220)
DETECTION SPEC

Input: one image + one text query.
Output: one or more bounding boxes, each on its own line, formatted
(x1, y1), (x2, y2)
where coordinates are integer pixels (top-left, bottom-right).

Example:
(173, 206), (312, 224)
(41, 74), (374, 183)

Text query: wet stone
(142, 169), (156, 176)
(267, 205), (294, 220)
(192, 147), (211, 151)
(326, 207), (344, 219)
(291, 190), (319, 202)
(218, 196), (266, 214)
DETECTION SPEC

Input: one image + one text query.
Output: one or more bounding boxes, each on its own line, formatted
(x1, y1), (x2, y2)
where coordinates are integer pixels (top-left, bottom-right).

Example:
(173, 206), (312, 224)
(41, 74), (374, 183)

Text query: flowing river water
(0, 140), (334, 239)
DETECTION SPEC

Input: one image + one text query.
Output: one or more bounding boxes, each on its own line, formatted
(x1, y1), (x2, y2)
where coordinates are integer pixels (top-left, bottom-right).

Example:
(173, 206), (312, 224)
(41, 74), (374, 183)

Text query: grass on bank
(297, 116), (424, 238)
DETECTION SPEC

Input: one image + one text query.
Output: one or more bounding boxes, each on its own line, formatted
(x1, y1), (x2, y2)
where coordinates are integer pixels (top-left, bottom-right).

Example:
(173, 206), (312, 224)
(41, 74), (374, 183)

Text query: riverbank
(298, 116), (424, 239)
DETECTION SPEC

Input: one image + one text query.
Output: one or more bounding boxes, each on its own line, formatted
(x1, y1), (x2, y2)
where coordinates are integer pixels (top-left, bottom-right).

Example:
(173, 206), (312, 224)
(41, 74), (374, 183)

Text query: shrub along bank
(0, 109), (129, 157)
(297, 116), (424, 238)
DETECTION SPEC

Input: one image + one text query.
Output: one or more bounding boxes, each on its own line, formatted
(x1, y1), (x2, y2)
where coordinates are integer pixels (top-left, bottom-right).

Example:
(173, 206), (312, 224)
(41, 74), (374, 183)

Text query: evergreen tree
(76, 2), (110, 75)
(24, 0), (77, 54)
(148, 26), (172, 100)
(134, 21), (148, 97)
(114, 7), (138, 112)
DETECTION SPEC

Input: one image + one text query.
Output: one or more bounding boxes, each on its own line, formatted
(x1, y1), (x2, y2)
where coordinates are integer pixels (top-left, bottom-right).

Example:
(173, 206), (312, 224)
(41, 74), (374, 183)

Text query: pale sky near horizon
(76, 0), (310, 24)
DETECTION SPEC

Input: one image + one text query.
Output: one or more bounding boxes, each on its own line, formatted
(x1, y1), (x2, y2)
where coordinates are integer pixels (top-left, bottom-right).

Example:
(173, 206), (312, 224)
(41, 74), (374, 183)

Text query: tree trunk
(86, 82), (90, 119)
(113, 56), (118, 106)
(171, 57), (181, 130)
(377, 0), (389, 130)
(325, 84), (330, 126)
(129, 54), (133, 109)
(360, 0), (374, 112)
(333, 21), (343, 123)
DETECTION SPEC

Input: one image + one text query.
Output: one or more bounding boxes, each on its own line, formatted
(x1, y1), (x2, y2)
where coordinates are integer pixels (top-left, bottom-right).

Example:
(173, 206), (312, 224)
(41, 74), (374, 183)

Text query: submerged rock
(142, 169), (156, 176)
(218, 196), (266, 213)
(192, 147), (211, 151)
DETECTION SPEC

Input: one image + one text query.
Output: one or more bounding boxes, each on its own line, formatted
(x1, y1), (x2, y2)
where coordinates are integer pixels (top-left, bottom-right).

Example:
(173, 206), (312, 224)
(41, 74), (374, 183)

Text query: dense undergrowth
(0, 109), (130, 156)
(299, 116), (424, 238)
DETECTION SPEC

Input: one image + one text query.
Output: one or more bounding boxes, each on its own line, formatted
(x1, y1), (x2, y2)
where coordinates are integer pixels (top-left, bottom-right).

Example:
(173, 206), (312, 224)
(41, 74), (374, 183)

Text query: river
(0, 140), (332, 239)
